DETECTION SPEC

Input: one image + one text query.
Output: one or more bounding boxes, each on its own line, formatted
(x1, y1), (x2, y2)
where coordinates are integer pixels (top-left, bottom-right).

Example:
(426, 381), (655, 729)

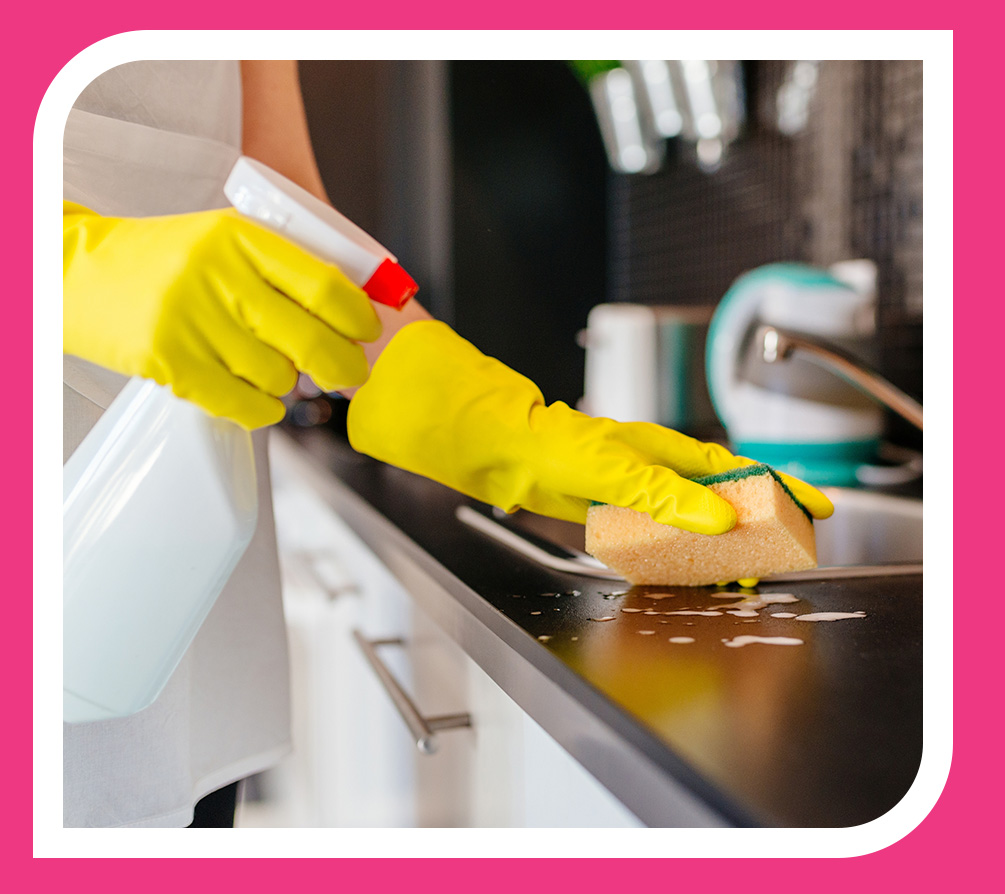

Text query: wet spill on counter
(722, 635), (805, 648)
(517, 584), (869, 652)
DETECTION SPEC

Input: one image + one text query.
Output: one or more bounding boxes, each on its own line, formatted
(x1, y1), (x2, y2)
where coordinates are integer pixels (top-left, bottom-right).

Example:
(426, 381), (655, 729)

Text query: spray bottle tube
(63, 157), (417, 723)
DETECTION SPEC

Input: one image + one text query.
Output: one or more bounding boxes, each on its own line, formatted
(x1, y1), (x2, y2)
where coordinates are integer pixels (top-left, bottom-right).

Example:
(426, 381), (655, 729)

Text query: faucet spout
(757, 325), (923, 431)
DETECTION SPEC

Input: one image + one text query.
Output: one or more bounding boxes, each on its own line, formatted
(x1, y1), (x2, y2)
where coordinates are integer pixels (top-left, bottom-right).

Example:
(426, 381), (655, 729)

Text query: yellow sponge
(585, 464), (817, 586)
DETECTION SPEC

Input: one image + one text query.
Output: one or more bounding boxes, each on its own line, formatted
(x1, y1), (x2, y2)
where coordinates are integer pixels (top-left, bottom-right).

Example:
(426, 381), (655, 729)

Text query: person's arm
(239, 60), (329, 202)
(239, 60), (432, 380)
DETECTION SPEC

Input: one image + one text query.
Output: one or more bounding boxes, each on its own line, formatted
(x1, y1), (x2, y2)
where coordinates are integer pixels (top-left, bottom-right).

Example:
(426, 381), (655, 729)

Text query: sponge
(584, 464), (817, 586)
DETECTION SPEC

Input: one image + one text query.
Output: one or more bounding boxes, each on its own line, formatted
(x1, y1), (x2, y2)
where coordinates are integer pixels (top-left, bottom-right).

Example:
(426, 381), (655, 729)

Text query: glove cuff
(346, 320), (545, 506)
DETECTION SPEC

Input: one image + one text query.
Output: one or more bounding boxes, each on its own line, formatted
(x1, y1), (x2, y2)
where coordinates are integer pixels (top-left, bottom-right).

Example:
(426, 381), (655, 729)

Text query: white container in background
(581, 304), (661, 423)
(579, 303), (716, 429)
(63, 157), (417, 723)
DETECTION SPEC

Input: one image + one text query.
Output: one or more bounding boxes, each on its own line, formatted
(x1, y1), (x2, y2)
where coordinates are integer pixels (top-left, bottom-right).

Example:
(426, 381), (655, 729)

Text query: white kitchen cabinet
(238, 438), (641, 828)
(407, 605), (640, 828)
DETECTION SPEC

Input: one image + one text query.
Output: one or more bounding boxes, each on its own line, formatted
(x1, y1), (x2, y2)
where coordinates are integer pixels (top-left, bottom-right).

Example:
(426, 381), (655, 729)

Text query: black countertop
(277, 425), (923, 828)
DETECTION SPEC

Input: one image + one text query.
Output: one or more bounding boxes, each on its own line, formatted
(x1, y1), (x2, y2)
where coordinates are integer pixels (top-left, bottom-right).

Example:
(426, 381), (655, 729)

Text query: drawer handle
(352, 629), (472, 755)
(283, 549), (359, 602)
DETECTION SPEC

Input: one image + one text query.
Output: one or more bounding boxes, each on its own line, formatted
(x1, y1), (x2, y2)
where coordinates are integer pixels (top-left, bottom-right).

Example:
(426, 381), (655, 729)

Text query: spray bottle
(63, 157), (417, 723)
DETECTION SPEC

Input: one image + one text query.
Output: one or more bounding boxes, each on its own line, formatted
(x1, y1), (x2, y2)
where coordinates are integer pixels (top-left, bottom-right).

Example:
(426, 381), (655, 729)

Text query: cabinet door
(409, 606), (643, 828)
(239, 451), (418, 828)
(249, 439), (642, 828)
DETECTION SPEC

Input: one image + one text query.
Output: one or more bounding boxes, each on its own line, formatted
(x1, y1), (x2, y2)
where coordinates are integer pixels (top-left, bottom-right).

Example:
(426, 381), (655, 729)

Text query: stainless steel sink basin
(814, 487), (923, 567)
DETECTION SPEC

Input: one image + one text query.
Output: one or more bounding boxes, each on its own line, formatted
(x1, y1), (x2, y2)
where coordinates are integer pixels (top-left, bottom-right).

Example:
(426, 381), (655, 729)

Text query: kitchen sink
(814, 487), (923, 567)
(456, 485), (923, 582)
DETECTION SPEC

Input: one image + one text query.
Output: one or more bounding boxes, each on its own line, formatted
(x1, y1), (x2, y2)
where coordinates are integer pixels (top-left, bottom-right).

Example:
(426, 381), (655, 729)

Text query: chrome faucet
(757, 325), (923, 431)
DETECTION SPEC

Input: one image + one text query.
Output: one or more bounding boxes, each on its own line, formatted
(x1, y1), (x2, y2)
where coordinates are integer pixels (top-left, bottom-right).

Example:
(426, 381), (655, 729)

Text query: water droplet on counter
(621, 608), (643, 613)
(538, 635), (552, 642)
(589, 616), (617, 622)
(567, 590), (582, 597)
(669, 637), (695, 644)
(795, 611), (866, 622)
(664, 610), (723, 617)
(722, 635), (804, 648)
(638, 630), (656, 635)
(771, 612), (797, 618)
(571, 636), (579, 641)
(727, 610), (759, 617)
(530, 611), (542, 616)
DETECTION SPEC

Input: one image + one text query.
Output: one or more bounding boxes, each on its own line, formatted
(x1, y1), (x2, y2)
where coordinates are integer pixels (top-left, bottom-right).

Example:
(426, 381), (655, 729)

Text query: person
(62, 60), (833, 828)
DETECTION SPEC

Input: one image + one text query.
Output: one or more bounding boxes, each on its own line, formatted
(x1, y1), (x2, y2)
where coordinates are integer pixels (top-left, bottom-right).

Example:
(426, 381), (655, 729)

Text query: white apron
(62, 61), (291, 828)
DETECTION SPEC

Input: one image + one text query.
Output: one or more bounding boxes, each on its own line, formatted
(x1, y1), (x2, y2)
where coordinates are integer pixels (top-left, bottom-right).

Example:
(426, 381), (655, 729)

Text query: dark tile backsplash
(608, 60), (922, 448)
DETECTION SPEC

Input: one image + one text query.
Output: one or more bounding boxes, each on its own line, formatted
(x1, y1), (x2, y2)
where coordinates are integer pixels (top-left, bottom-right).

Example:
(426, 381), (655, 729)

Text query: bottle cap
(363, 258), (419, 309)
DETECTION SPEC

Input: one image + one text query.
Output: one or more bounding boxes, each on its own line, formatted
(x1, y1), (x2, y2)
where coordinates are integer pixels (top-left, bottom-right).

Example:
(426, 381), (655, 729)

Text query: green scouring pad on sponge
(584, 464), (817, 586)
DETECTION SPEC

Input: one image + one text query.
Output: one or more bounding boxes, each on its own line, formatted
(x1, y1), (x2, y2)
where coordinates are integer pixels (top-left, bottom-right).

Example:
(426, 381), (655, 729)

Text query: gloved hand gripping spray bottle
(62, 157), (417, 723)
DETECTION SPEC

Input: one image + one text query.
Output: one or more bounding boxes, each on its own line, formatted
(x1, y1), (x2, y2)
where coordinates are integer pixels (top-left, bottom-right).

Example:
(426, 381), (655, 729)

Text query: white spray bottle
(63, 157), (417, 723)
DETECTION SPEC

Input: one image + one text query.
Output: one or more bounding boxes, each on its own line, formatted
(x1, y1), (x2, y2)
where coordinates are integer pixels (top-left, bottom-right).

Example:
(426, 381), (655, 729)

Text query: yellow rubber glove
(63, 201), (382, 429)
(347, 321), (833, 533)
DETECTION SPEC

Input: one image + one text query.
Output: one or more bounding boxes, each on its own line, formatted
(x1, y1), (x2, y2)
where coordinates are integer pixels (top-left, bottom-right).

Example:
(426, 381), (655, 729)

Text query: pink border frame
(21, 6), (979, 886)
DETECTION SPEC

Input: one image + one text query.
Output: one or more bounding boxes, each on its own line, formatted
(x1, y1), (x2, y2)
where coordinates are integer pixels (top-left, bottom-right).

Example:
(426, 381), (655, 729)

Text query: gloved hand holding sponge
(62, 201), (382, 429)
(63, 199), (832, 539)
(346, 320), (834, 535)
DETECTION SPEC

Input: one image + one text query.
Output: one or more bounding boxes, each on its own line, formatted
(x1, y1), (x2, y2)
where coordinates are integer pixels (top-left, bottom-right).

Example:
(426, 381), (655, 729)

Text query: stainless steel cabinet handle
(352, 629), (472, 755)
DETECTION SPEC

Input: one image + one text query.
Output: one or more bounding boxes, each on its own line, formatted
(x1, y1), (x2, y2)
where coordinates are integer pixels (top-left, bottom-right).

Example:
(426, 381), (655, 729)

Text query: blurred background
(293, 59), (922, 465)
